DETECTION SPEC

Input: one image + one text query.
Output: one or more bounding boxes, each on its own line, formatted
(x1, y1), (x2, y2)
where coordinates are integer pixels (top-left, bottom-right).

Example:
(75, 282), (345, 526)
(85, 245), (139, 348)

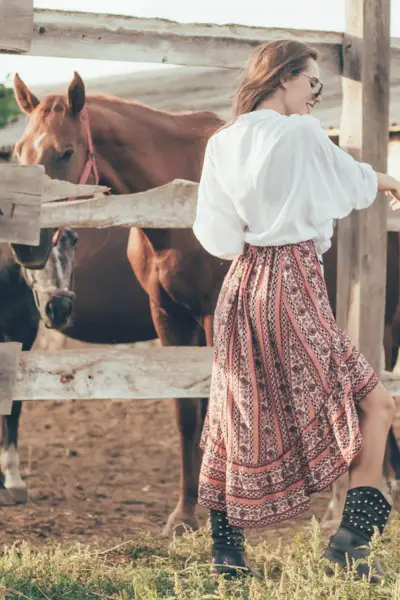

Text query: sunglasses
(299, 73), (323, 98)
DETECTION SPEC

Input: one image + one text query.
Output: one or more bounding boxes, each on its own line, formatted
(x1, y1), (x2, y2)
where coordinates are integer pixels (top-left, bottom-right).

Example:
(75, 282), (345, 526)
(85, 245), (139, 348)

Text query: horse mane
(32, 92), (224, 142)
(86, 94), (224, 139)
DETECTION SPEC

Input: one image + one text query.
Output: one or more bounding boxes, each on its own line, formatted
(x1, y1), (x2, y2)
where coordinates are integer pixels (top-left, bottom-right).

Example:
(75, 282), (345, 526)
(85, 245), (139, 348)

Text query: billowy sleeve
(193, 140), (245, 260)
(283, 116), (378, 223)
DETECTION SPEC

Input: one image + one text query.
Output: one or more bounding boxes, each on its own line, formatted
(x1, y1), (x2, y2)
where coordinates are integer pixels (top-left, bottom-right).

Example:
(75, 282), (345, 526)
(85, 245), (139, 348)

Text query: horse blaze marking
(33, 132), (46, 150)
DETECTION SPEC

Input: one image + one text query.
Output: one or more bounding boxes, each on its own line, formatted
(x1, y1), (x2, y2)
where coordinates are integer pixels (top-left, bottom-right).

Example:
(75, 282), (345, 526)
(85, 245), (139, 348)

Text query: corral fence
(0, 0), (399, 418)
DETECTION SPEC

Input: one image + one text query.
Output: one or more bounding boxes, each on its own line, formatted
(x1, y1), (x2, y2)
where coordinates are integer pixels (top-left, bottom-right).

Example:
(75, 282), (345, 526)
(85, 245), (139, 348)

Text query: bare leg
(322, 382), (395, 580)
(322, 344), (400, 523)
(348, 382), (395, 490)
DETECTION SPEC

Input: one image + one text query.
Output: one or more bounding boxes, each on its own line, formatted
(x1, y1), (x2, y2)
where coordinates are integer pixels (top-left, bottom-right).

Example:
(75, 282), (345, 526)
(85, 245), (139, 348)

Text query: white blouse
(193, 109), (378, 260)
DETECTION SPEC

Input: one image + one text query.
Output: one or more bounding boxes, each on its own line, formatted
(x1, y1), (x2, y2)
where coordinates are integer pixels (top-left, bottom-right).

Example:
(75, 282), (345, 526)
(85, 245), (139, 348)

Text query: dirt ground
(2, 64), (400, 554)
(1, 370), (399, 550)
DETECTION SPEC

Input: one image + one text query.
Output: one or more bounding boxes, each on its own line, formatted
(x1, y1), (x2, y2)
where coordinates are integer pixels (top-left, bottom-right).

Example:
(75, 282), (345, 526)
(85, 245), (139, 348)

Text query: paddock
(0, 0), (400, 545)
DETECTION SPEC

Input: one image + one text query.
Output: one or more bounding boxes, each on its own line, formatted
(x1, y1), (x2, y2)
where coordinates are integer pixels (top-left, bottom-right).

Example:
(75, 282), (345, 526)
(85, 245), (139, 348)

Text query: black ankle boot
(322, 486), (391, 582)
(209, 509), (262, 579)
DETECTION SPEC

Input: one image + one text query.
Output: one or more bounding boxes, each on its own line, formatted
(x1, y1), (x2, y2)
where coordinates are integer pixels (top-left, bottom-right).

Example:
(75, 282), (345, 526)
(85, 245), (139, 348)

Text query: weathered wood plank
(0, 164), (109, 243)
(0, 8), (396, 75)
(336, 0), (390, 374)
(40, 177), (400, 231)
(0, 0), (33, 53)
(4, 8), (343, 73)
(0, 163), (43, 244)
(15, 346), (213, 400)
(4, 164), (400, 231)
(9, 343), (400, 402)
(41, 179), (198, 228)
(0, 343), (22, 415)
(42, 174), (108, 202)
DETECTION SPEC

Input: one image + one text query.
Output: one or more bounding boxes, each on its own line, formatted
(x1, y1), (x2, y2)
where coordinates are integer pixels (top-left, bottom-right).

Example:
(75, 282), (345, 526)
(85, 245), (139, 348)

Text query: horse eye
(58, 149), (74, 162)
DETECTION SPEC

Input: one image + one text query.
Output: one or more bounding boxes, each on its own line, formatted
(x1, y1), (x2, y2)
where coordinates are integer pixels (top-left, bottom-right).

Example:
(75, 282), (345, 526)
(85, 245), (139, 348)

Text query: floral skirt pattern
(198, 241), (379, 528)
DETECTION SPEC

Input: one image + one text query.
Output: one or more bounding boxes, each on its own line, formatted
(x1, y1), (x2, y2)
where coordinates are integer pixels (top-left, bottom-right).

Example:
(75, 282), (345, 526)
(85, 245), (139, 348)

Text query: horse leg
(1, 401), (27, 503)
(1, 327), (37, 504)
(148, 299), (207, 537)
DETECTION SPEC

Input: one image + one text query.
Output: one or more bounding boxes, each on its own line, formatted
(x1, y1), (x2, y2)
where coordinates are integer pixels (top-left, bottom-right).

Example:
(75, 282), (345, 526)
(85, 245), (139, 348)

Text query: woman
(193, 39), (400, 581)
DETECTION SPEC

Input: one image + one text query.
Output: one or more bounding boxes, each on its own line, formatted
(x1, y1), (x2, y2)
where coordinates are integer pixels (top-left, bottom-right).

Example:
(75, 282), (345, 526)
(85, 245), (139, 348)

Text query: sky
(1, 0), (400, 86)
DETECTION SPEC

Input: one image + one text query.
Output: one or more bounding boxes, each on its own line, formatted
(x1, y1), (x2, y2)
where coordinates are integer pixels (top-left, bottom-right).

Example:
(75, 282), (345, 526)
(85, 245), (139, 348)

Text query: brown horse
(12, 72), (399, 534)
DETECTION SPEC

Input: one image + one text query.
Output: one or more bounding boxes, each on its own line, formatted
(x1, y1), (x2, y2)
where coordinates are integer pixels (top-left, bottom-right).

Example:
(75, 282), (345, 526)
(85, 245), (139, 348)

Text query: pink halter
(52, 105), (99, 246)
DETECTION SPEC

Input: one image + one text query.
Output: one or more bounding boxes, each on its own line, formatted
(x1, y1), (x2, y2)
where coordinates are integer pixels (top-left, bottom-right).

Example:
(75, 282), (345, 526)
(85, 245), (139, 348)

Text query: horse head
(13, 71), (92, 185)
(12, 72), (97, 328)
(20, 229), (78, 330)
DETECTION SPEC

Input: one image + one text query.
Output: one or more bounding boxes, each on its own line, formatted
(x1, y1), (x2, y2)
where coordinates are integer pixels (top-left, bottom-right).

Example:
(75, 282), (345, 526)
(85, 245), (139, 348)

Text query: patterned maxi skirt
(198, 241), (379, 528)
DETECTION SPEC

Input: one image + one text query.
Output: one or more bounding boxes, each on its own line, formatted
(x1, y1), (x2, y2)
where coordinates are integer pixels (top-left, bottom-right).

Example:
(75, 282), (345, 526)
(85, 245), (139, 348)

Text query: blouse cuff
(193, 220), (244, 260)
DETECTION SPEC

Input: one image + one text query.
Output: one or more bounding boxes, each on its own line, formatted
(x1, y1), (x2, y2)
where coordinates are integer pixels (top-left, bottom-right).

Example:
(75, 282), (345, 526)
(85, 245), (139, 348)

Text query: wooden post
(327, 0), (391, 523)
(337, 0), (390, 373)
(0, 343), (21, 415)
(0, 0), (33, 52)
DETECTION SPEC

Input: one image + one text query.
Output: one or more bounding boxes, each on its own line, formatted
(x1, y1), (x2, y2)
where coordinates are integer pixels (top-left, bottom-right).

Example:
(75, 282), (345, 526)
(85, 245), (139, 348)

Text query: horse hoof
(0, 488), (17, 506)
(6, 486), (28, 504)
(161, 512), (199, 538)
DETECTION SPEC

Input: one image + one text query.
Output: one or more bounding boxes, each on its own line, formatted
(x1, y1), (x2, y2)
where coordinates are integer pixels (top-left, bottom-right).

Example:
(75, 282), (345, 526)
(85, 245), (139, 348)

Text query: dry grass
(0, 515), (399, 599)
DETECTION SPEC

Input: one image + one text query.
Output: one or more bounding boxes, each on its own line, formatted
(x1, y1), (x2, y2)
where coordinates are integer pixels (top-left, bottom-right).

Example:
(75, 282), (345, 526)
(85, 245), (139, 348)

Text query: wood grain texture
(41, 179), (198, 228)
(15, 346), (213, 400)
(0, 165), (108, 243)
(18, 9), (343, 74)
(8, 343), (400, 402)
(0, 163), (43, 244)
(0, 0), (33, 52)
(0, 343), (22, 415)
(336, 0), (390, 374)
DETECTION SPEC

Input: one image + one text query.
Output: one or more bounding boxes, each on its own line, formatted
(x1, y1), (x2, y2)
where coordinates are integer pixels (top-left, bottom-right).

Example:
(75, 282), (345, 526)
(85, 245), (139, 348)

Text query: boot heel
(321, 486), (391, 583)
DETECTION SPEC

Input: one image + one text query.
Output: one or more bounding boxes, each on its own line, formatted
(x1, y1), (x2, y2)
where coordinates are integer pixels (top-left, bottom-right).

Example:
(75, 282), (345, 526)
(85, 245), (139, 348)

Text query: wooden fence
(0, 0), (398, 414)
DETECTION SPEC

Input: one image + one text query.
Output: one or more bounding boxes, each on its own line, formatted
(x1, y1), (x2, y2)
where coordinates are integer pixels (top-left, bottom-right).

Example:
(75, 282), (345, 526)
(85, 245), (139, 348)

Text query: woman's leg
(209, 509), (262, 579)
(322, 382), (395, 581)
(349, 382), (395, 489)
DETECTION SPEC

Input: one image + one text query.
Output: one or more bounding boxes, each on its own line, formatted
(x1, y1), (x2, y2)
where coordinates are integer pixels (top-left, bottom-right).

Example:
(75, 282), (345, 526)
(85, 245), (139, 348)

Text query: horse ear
(67, 71), (85, 116)
(13, 73), (40, 114)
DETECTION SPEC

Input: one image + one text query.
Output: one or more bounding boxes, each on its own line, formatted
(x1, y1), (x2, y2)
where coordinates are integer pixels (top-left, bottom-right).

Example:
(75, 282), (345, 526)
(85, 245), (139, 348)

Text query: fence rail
(1, 5), (343, 72)
(4, 342), (400, 403)
(1, 6), (399, 77)
(41, 180), (400, 231)
(3, 165), (400, 232)
(13, 345), (213, 402)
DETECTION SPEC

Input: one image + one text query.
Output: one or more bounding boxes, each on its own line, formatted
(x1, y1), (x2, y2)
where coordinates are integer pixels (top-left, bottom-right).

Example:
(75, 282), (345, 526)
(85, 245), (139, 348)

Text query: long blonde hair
(233, 40), (318, 117)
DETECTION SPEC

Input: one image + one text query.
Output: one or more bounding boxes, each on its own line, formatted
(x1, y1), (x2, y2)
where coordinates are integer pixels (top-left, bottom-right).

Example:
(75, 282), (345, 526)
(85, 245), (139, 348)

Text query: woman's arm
(376, 172), (400, 193)
(376, 172), (400, 210)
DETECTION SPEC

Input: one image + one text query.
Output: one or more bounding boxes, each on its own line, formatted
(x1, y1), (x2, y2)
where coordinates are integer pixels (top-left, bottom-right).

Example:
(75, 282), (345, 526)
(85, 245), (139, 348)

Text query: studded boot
(210, 509), (262, 579)
(322, 486), (391, 582)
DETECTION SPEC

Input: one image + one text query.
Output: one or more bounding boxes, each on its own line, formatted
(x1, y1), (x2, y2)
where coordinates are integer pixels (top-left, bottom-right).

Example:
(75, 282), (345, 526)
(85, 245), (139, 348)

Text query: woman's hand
(385, 186), (400, 211)
(377, 172), (400, 210)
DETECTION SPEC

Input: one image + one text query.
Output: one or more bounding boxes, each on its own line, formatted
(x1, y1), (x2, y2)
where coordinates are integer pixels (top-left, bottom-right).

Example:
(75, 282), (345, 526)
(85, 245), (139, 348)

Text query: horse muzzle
(44, 290), (75, 330)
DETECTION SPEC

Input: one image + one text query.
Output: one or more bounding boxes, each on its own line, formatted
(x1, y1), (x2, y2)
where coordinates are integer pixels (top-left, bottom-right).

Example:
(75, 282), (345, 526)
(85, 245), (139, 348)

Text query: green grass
(0, 84), (21, 129)
(0, 516), (399, 599)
